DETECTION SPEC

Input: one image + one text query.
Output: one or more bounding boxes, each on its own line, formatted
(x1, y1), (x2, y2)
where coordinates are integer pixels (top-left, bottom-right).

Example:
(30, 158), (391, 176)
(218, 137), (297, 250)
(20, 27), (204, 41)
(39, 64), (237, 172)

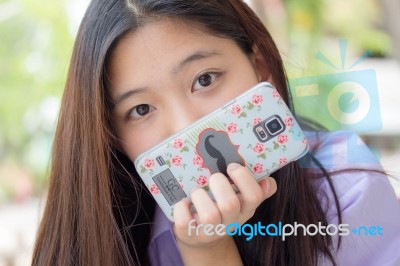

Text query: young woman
(32, 0), (400, 265)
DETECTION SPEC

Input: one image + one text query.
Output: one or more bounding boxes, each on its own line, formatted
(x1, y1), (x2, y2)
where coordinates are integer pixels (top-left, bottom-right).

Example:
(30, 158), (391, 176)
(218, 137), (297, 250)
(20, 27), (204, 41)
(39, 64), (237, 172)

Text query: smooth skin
(108, 18), (278, 265)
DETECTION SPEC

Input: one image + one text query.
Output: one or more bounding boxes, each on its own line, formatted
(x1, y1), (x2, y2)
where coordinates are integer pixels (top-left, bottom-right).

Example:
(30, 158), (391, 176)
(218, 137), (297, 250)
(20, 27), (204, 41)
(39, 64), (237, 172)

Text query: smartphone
(134, 82), (309, 221)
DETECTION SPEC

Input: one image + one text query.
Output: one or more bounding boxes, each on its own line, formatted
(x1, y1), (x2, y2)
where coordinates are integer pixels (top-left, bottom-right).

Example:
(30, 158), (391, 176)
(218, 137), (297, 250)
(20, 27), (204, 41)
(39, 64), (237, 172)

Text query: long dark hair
(32, 0), (342, 265)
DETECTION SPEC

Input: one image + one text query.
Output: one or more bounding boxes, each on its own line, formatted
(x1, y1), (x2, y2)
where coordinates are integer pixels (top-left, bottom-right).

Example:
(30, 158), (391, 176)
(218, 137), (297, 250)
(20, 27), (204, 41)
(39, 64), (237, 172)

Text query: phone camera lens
(265, 117), (283, 135)
(255, 126), (268, 140)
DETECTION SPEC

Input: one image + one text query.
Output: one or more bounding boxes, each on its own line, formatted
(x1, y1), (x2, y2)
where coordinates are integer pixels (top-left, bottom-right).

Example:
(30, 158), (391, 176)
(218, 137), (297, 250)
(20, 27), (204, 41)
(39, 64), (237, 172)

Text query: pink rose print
(144, 158), (155, 169)
(253, 163), (264, 174)
(227, 122), (238, 133)
(253, 143), (265, 154)
(171, 155), (182, 166)
(278, 157), (288, 166)
(196, 175), (208, 187)
(231, 104), (242, 115)
(173, 139), (184, 149)
(272, 89), (280, 98)
(252, 117), (262, 126)
(302, 138), (309, 145)
(252, 94), (263, 105)
(284, 117), (294, 127)
(277, 134), (288, 144)
(149, 183), (160, 194)
(192, 155), (203, 166)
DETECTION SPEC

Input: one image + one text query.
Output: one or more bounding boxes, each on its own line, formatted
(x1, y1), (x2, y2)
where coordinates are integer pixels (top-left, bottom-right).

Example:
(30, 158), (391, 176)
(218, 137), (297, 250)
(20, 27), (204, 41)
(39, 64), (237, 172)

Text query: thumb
(258, 176), (277, 199)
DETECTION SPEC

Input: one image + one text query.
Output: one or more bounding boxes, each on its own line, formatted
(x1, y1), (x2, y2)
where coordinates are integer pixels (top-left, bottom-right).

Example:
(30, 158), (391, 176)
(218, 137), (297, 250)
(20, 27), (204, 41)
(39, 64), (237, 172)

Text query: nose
(164, 96), (205, 137)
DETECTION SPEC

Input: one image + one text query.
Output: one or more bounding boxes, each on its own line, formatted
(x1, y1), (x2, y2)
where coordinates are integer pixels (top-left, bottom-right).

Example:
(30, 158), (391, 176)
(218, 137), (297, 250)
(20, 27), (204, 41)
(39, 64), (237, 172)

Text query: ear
(249, 44), (273, 83)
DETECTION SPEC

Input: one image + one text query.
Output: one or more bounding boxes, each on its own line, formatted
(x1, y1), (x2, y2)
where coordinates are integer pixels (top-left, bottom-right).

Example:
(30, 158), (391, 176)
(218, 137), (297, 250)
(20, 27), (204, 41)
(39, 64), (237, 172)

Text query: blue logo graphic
(351, 225), (384, 236)
(289, 39), (382, 133)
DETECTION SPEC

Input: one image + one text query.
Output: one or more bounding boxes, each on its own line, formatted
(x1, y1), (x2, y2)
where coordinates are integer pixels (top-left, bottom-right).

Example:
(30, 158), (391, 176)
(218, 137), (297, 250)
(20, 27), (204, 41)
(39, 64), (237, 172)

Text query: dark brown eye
(129, 104), (155, 120)
(136, 104), (150, 115)
(192, 73), (218, 92)
(198, 74), (212, 86)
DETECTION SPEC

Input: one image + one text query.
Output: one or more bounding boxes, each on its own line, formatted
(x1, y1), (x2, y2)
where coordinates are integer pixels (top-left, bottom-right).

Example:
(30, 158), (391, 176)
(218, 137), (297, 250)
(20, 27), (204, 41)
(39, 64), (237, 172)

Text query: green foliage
(281, 0), (391, 74)
(280, 0), (391, 130)
(0, 0), (75, 199)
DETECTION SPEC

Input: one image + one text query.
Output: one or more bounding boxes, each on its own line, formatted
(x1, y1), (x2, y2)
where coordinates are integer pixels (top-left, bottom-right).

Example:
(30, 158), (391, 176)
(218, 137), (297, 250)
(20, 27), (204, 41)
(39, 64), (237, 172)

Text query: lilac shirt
(147, 131), (400, 266)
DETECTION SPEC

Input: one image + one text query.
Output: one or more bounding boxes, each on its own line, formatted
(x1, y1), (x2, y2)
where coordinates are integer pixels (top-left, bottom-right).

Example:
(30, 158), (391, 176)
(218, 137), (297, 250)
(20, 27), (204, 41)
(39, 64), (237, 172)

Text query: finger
(208, 173), (240, 224)
(173, 198), (195, 234)
(227, 163), (265, 217)
(235, 177), (277, 223)
(190, 188), (221, 225)
(258, 176), (277, 198)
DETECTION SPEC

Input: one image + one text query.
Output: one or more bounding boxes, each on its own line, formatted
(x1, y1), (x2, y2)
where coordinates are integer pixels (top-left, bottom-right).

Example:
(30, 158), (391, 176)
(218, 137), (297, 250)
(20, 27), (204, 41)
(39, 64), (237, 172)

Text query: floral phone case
(134, 82), (309, 221)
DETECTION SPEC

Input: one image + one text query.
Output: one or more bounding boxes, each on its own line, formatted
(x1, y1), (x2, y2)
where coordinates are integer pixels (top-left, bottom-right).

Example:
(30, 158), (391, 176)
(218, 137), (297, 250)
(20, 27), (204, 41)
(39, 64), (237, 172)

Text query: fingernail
(265, 178), (271, 191)
(190, 187), (202, 195)
(190, 187), (198, 194)
(227, 163), (241, 172)
(182, 197), (191, 204)
(260, 177), (270, 191)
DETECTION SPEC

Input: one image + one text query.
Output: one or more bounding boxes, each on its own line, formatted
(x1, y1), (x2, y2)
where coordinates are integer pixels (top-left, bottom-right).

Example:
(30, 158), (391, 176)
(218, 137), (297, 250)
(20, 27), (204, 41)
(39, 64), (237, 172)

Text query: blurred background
(0, 0), (399, 265)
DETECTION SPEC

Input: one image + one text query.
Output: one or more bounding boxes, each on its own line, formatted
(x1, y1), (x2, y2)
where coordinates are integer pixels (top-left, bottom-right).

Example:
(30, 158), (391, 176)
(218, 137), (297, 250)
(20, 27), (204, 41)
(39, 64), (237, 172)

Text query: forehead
(107, 18), (242, 89)
(117, 19), (212, 62)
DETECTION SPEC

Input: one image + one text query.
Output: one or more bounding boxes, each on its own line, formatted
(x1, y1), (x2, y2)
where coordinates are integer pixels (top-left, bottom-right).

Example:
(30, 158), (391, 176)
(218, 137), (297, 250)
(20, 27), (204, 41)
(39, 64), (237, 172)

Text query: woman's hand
(173, 163), (277, 265)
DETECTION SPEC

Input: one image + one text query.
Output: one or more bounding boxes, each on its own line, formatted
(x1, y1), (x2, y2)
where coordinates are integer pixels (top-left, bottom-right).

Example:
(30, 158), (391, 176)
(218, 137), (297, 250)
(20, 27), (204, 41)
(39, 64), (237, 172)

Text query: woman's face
(108, 19), (269, 161)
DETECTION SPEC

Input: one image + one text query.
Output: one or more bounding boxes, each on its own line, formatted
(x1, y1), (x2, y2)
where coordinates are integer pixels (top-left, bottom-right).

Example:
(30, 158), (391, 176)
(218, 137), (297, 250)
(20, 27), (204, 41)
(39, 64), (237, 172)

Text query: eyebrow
(113, 50), (223, 106)
(113, 87), (147, 107)
(172, 50), (222, 74)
